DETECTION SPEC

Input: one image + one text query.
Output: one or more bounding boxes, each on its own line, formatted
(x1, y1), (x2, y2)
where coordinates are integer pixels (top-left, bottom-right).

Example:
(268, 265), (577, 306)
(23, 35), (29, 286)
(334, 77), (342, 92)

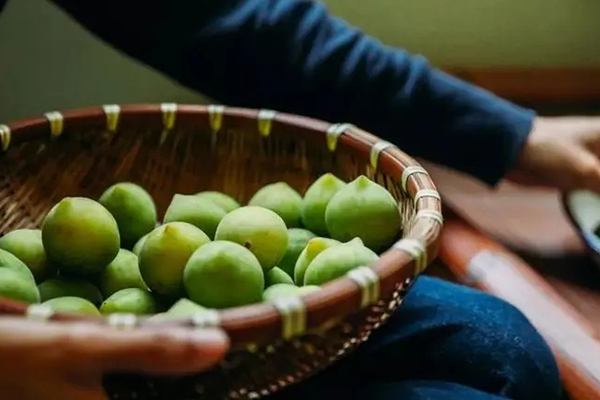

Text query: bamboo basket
(0, 104), (443, 400)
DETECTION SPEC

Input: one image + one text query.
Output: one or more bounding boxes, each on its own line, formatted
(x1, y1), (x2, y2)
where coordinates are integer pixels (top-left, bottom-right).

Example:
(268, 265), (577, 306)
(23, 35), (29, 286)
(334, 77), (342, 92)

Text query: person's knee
(360, 278), (563, 400)
(455, 294), (562, 400)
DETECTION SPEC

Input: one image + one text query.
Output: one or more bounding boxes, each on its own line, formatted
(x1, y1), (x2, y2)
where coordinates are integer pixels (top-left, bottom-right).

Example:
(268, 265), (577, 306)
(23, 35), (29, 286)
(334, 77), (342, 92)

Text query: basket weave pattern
(0, 104), (442, 400)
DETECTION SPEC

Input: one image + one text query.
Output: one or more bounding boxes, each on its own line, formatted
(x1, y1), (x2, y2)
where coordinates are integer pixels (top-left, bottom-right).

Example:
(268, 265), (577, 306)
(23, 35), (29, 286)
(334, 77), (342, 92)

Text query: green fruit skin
(132, 234), (149, 256)
(195, 191), (240, 213)
(265, 267), (294, 288)
(42, 197), (121, 276)
(184, 241), (264, 309)
(0, 268), (40, 304)
(325, 176), (402, 252)
(0, 229), (54, 282)
(277, 228), (316, 276)
(139, 222), (210, 297)
(248, 182), (303, 228)
(43, 296), (100, 316)
(163, 194), (226, 239)
(99, 182), (157, 248)
(304, 243), (380, 286)
(0, 248), (36, 285)
(301, 173), (346, 236)
(293, 238), (340, 285)
(38, 277), (103, 305)
(165, 298), (206, 318)
(262, 283), (303, 302)
(100, 249), (148, 298)
(100, 288), (156, 315)
(215, 206), (288, 272)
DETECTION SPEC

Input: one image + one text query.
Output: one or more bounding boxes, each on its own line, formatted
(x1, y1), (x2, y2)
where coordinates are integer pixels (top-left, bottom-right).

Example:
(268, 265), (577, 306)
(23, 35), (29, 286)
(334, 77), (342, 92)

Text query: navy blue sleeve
(51, 0), (535, 185)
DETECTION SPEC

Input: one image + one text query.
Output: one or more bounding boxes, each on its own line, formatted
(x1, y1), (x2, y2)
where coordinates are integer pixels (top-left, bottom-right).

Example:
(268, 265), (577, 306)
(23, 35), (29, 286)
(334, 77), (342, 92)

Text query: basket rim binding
(0, 103), (443, 346)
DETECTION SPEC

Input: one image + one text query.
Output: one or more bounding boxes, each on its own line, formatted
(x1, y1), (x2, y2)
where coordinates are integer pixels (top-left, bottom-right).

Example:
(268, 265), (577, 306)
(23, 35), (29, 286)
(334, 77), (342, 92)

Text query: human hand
(509, 116), (600, 193)
(0, 317), (229, 400)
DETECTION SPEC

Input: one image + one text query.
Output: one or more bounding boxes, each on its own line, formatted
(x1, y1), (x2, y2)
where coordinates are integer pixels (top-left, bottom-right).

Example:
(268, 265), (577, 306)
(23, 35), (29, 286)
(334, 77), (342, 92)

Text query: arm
(51, 0), (535, 185)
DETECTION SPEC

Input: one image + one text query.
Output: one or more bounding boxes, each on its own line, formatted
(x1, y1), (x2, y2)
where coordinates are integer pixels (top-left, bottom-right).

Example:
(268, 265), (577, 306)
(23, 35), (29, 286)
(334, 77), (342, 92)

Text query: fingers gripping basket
(0, 104), (443, 400)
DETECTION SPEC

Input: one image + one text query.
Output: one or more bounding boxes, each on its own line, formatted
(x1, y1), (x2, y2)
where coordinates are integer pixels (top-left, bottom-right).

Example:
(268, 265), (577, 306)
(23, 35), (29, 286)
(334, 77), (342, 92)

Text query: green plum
(248, 182), (303, 227)
(195, 191), (240, 213)
(184, 241), (264, 309)
(215, 206), (288, 272)
(139, 222), (210, 297)
(301, 173), (346, 235)
(163, 194), (226, 239)
(0, 229), (54, 281)
(38, 277), (103, 305)
(99, 182), (157, 248)
(42, 197), (120, 276)
(325, 176), (402, 252)
(43, 296), (100, 316)
(100, 288), (156, 315)
(100, 249), (147, 298)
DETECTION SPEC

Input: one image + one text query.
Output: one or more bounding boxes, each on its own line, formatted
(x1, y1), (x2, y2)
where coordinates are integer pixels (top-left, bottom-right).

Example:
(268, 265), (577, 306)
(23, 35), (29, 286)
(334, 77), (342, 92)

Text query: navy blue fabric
(268, 276), (563, 400)
(25, 0), (535, 186)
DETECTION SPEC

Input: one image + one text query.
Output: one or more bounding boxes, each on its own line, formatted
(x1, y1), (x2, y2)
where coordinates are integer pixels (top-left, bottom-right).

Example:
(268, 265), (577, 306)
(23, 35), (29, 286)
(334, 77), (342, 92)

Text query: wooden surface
(424, 162), (600, 399)
(447, 67), (600, 105)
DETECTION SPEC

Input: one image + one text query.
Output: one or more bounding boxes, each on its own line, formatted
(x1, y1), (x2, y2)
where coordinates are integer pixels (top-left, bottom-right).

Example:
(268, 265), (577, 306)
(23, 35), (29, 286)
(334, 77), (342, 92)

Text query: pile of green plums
(0, 173), (402, 318)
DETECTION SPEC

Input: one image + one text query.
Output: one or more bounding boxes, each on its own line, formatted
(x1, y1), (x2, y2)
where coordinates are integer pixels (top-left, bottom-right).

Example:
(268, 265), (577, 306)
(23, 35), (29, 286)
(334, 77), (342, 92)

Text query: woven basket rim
(0, 103), (443, 345)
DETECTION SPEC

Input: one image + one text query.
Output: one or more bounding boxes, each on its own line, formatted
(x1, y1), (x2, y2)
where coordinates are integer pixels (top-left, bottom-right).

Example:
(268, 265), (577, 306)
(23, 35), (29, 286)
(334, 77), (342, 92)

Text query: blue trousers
(271, 276), (563, 400)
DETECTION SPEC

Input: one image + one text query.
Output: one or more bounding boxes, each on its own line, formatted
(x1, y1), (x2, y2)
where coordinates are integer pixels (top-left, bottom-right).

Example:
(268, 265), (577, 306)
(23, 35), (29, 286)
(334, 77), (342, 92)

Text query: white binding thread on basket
(369, 141), (395, 169)
(208, 105), (225, 133)
(347, 266), (380, 308)
(401, 166), (428, 193)
(414, 189), (441, 203)
(26, 304), (54, 322)
(326, 123), (354, 152)
(107, 313), (138, 330)
(190, 309), (221, 329)
(257, 109), (277, 137)
(0, 124), (10, 151)
(160, 103), (177, 144)
(393, 238), (427, 275)
(272, 295), (306, 340)
(45, 111), (64, 138)
(415, 210), (444, 226)
(102, 104), (121, 132)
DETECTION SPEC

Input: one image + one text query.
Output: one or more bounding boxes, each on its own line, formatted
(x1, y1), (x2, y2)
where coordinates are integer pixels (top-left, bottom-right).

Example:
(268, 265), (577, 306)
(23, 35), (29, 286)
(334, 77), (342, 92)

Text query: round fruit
(0, 229), (54, 282)
(139, 222), (210, 297)
(263, 283), (303, 302)
(265, 266), (294, 287)
(248, 182), (303, 227)
(278, 228), (316, 276)
(42, 197), (120, 276)
(0, 268), (40, 304)
(301, 173), (346, 235)
(38, 277), (103, 305)
(304, 242), (379, 286)
(184, 241), (264, 309)
(215, 206), (288, 272)
(43, 297), (100, 316)
(325, 176), (402, 251)
(100, 249), (147, 298)
(293, 237), (340, 285)
(0, 248), (36, 285)
(132, 233), (149, 256)
(99, 182), (157, 248)
(163, 194), (226, 239)
(196, 191), (240, 213)
(100, 288), (156, 315)
(165, 298), (206, 318)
